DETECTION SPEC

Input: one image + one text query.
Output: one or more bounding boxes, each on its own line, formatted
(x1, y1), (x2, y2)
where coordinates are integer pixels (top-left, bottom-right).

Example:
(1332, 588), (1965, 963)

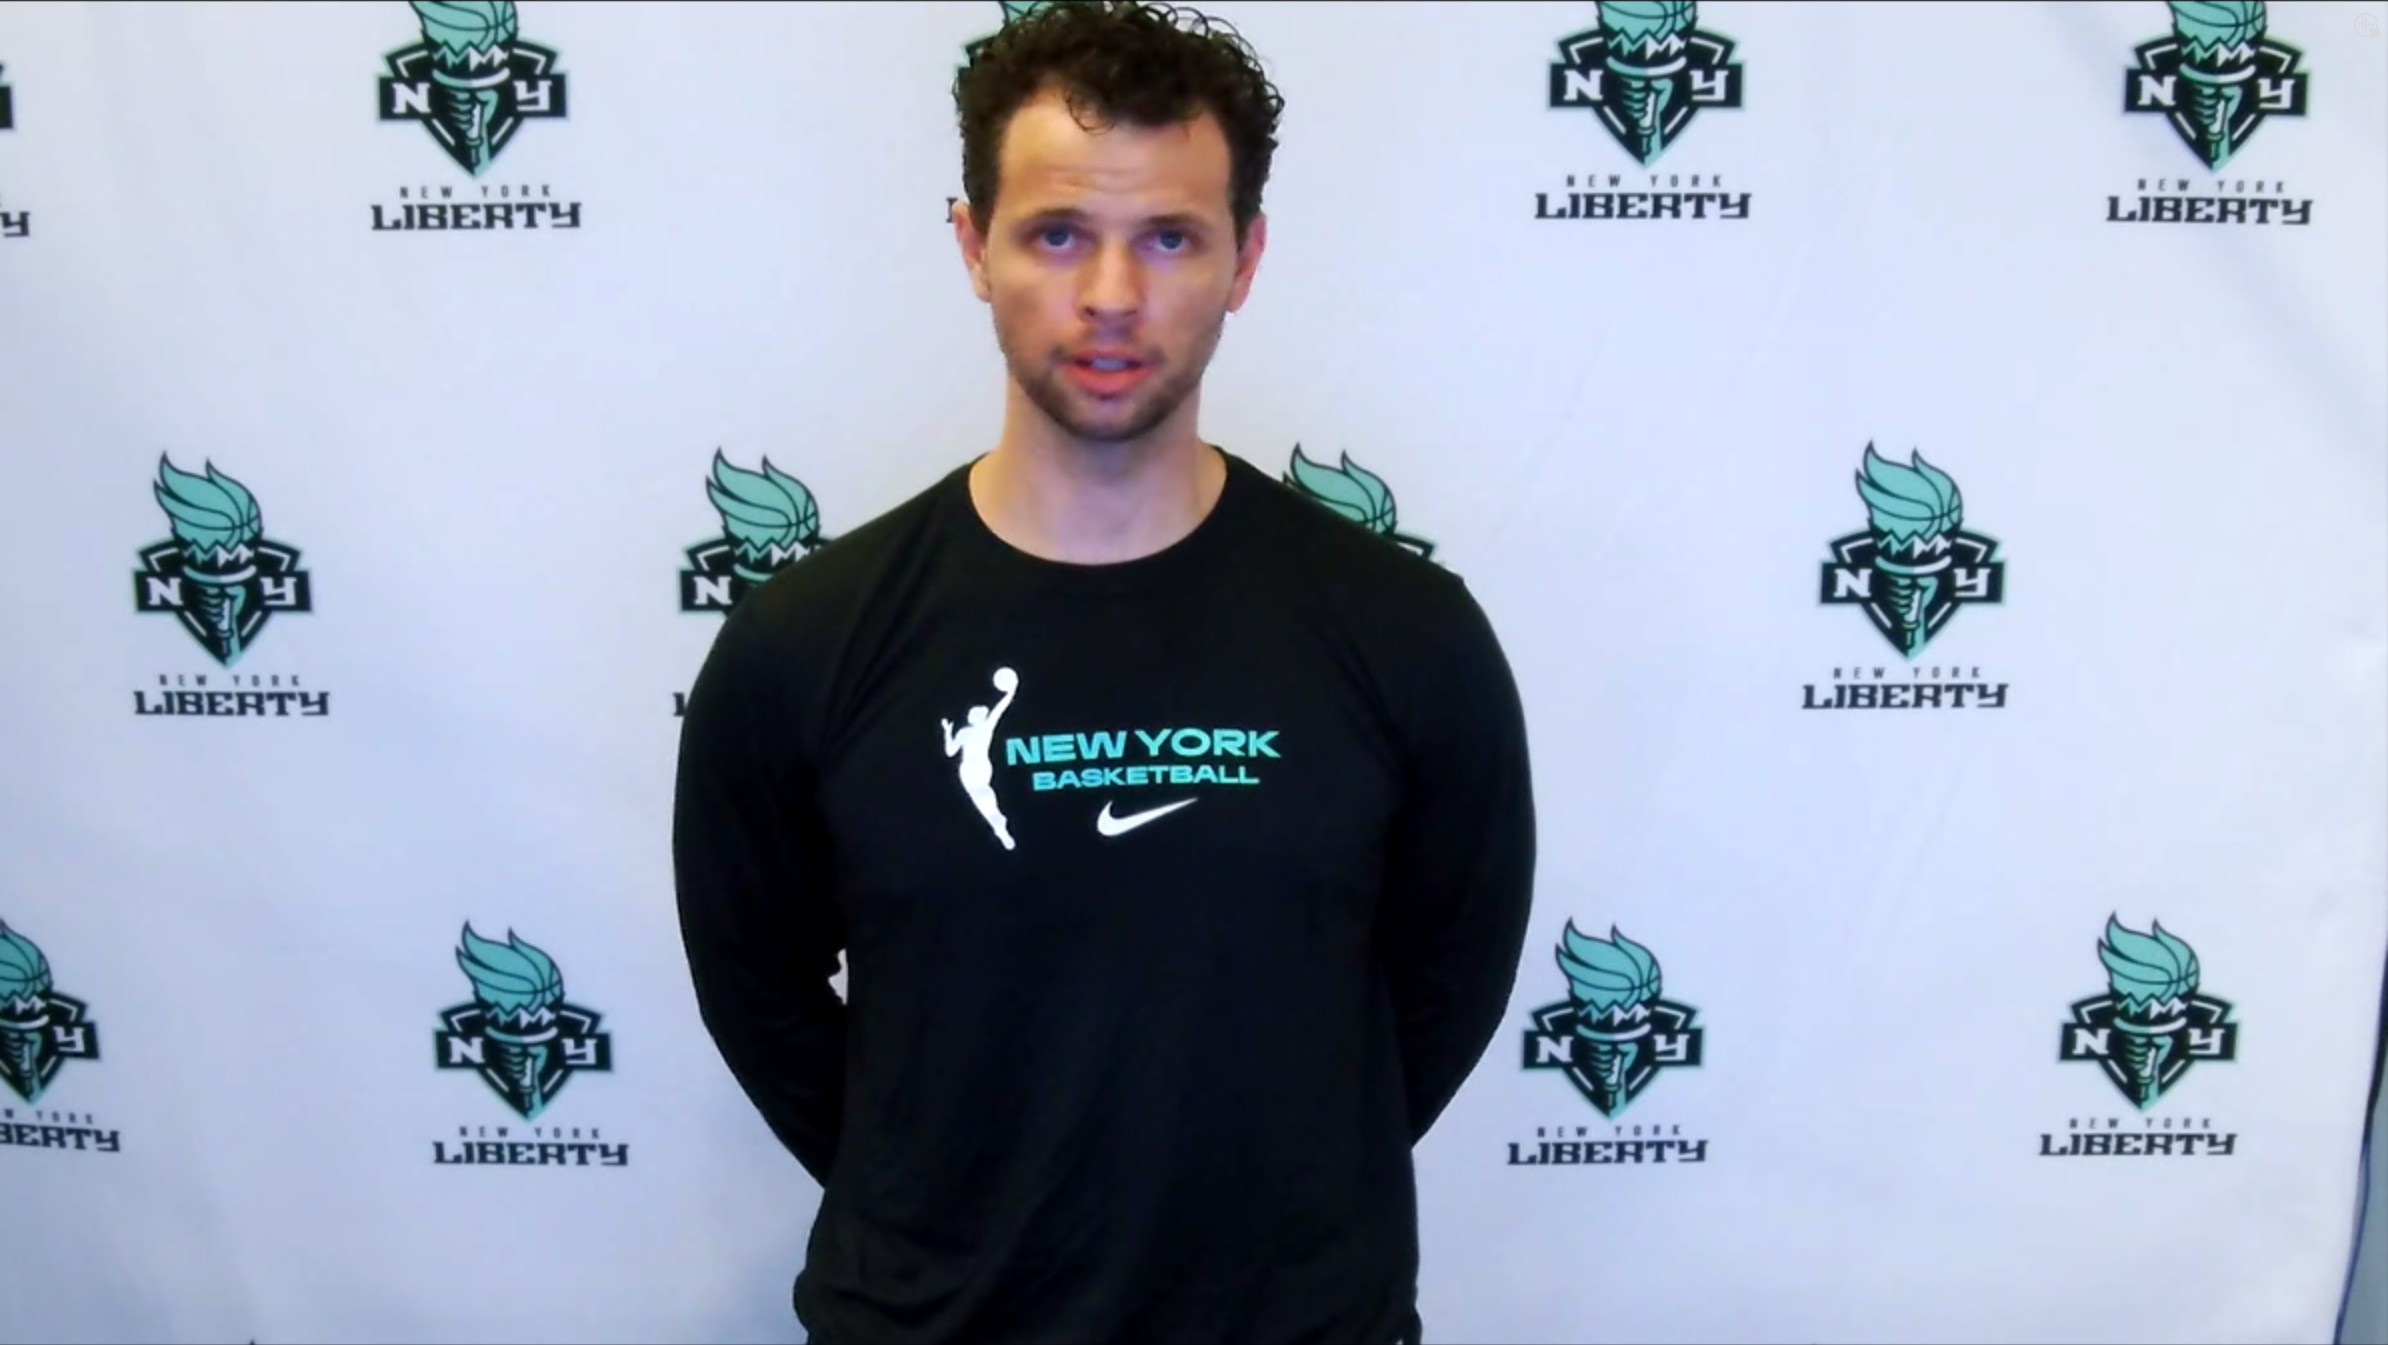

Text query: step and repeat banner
(1, 2), (2383, 1343)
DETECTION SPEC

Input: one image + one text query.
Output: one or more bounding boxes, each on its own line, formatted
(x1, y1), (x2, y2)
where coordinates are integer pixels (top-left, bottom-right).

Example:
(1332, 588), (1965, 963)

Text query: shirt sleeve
(672, 597), (848, 1187)
(1378, 577), (1538, 1145)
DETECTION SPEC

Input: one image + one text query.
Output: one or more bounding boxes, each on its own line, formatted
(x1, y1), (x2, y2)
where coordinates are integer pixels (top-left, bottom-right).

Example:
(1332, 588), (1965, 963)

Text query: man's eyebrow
(1013, 206), (1213, 231)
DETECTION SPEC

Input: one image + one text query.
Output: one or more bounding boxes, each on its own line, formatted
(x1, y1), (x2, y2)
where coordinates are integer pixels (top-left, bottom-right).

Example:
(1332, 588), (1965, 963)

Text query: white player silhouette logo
(943, 666), (1019, 851)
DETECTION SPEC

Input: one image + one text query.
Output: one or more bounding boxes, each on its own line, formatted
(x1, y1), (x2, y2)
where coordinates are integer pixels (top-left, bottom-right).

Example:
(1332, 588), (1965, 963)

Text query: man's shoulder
(684, 461), (971, 740)
(1230, 455), (1517, 751)
(1233, 452), (1474, 611)
(729, 464), (962, 626)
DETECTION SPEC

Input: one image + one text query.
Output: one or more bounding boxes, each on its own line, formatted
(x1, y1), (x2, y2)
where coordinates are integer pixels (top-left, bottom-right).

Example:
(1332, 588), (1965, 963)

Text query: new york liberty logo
(435, 925), (611, 1121)
(2060, 915), (2237, 1108)
(380, 1), (568, 176)
(680, 451), (829, 614)
(1523, 924), (1702, 1117)
(1284, 447), (1436, 560)
(1820, 445), (2003, 659)
(2125, 1), (2307, 171)
(1549, 1), (1744, 165)
(134, 457), (313, 667)
(0, 922), (101, 1107)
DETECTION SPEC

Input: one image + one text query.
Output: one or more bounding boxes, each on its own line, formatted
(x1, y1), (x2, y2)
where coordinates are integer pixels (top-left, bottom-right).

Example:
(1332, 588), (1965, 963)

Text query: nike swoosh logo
(1096, 798), (1196, 838)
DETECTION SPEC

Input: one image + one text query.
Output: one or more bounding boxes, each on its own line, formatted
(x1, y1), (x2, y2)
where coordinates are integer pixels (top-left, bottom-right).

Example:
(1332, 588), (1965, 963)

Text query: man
(671, 3), (1537, 1342)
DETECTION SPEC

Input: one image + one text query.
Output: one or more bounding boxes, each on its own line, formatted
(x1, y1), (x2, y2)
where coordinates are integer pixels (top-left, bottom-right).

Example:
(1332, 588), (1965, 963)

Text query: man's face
(958, 84), (1265, 449)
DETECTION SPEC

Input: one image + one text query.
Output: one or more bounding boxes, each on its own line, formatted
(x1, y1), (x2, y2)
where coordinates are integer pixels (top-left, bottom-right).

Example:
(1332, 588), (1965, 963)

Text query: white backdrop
(0, 2), (2383, 1343)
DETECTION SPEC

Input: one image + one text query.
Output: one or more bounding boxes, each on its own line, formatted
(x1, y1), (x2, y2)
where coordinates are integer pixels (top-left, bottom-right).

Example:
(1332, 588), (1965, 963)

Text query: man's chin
(1060, 414), (1164, 446)
(1028, 384), (1178, 447)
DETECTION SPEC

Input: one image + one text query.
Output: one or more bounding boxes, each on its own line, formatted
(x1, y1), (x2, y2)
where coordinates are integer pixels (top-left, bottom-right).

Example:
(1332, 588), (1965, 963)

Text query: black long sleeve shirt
(672, 447), (1537, 1345)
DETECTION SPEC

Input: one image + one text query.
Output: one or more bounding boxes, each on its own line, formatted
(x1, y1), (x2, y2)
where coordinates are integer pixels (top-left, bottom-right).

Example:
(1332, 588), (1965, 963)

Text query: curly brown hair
(954, 1), (1284, 247)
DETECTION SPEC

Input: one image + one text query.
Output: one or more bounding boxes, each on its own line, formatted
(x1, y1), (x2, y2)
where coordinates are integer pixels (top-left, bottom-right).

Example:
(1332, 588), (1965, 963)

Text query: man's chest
(810, 611), (1408, 928)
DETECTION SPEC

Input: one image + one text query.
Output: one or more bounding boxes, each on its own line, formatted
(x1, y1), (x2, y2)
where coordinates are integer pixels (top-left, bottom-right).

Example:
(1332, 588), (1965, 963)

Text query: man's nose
(1078, 242), (1145, 318)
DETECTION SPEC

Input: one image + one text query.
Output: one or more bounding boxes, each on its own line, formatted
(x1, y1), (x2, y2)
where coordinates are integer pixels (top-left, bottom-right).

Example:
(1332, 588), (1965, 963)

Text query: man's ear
(1225, 210), (1267, 315)
(954, 198), (993, 304)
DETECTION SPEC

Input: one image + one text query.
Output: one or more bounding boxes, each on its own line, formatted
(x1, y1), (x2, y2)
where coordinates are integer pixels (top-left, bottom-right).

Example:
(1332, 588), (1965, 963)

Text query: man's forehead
(999, 132), (1231, 222)
(1002, 95), (1227, 169)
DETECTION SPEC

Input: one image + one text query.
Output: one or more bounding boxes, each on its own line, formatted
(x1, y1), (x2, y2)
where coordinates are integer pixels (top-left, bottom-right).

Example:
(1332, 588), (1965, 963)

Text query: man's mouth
(1063, 351), (1154, 397)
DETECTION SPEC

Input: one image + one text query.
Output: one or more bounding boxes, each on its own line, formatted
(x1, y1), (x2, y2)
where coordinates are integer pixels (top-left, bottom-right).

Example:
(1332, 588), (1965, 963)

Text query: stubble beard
(1003, 307), (1229, 449)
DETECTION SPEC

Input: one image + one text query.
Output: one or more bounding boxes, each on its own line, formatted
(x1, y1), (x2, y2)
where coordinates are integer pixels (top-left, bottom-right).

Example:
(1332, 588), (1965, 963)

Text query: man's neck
(968, 412), (1228, 567)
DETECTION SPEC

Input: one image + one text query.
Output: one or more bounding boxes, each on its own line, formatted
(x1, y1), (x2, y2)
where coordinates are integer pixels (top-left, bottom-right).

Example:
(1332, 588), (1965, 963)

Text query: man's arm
(672, 600), (848, 1187)
(1378, 578), (1538, 1145)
